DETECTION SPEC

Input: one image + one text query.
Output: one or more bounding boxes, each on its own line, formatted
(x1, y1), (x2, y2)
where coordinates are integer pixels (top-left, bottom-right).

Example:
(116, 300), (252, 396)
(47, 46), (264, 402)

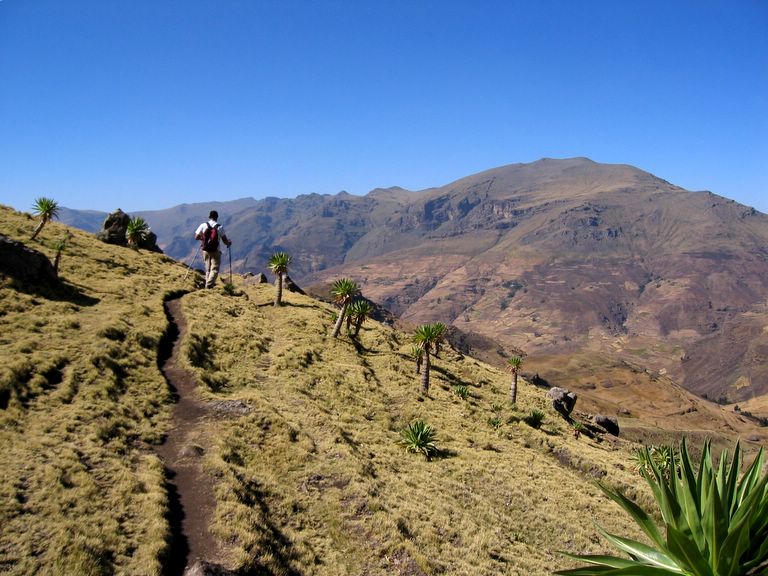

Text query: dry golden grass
(2, 203), (727, 575)
(1, 205), (196, 575)
(178, 285), (655, 575)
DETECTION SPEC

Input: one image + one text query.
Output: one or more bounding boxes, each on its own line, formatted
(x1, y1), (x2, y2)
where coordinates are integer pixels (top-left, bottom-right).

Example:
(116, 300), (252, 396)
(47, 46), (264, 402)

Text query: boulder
(0, 235), (58, 285)
(594, 414), (620, 436)
(139, 229), (162, 252)
(96, 209), (130, 246)
(547, 387), (578, 419)
(242, 272), (268, 286)
(283, 274), (305, 294)
(95, 209), (161, 252)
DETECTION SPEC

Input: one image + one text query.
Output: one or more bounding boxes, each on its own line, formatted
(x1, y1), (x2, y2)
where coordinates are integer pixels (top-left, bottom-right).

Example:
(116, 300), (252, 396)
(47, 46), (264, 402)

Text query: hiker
(194, 210), (232, 289)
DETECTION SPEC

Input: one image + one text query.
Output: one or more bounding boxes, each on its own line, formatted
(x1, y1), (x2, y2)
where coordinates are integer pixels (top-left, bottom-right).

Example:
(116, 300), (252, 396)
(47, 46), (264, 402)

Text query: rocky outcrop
(594, 414), (620, 436)
(283, 274), (305, 294)
(0, 235), (58, 285)
(242, 272), (268, 286)
(96, 209), (161, 252)
(547, 387), (578, 420)
(140, 230), (161, 252)
(96, 209), (130, 245)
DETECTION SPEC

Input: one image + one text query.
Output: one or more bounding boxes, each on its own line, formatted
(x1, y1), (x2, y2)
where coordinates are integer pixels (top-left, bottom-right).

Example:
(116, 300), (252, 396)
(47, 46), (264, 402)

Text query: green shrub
(453, 384), (469, 400)
(399, 420), (438, 460)
(523, 409), (545, 429)
(557, 439), (768, 576)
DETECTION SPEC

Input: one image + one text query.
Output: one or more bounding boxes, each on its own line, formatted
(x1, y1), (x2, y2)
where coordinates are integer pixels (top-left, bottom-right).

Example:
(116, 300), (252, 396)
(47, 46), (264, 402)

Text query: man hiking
(194, 210), (232, 289)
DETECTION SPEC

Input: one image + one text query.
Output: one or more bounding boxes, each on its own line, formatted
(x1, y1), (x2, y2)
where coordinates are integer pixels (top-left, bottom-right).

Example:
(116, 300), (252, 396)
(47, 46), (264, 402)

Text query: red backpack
(202, 223), (220, 252)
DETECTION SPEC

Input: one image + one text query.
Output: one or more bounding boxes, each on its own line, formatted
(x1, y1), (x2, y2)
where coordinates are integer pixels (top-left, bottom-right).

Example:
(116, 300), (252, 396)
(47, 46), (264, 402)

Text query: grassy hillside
(178, 286), (659, 575)
(0, 203), (710, 575)
(0, 205), (199, 574)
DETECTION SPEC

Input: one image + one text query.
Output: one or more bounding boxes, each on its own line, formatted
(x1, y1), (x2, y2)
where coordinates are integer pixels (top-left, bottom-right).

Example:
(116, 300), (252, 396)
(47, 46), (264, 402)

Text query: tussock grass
(180, 284), (651, 575)
(1, 206), (195, 575)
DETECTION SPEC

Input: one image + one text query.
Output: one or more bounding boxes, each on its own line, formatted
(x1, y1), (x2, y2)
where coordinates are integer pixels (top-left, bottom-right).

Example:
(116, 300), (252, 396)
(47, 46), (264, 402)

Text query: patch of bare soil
(156, 297), (230, 575)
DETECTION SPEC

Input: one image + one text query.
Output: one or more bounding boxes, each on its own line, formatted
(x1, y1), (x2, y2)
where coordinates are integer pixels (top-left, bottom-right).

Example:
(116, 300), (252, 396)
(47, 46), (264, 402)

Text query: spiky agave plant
(556, 439), (768, 576)
(632, 445), (679, 480)
(523, 409), (545, 429)
(52, 239), (67, 276)
(430, 321), (447, 358)
(399, 420), (438, 461)
(125, 217), (149, 249)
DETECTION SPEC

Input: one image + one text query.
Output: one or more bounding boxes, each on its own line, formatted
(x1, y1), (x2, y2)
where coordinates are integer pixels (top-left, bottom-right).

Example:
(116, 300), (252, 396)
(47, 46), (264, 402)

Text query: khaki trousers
(203, 250), (222, 288)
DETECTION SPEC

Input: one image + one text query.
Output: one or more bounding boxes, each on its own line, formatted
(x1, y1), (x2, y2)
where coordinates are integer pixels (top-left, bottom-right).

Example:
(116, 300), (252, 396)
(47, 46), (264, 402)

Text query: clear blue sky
(1, 0), (766, 214)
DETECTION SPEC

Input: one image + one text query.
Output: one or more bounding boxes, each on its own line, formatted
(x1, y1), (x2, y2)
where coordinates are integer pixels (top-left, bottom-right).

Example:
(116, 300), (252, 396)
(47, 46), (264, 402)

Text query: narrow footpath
(156, 297), (225, 575)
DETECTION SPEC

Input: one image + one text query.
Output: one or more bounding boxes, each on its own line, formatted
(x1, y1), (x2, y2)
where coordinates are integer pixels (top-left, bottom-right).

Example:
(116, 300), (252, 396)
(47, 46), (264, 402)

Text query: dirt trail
(157, 297), (225, 575)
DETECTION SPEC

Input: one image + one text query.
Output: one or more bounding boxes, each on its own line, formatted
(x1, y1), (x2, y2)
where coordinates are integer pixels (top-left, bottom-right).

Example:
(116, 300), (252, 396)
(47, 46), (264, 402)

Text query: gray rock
(0, 235), (58, 285)
(242, 272), (268, 286)
(178, 444), (205, 458)
(184, 561), (236, 576)
(547, 387), (578, 419)
(139, 229), (162, 252)
(594, 414), (620, 436)
(207, 399), (252, 416)
(96, 209), (130, 246)
(283, 273), (305, 294)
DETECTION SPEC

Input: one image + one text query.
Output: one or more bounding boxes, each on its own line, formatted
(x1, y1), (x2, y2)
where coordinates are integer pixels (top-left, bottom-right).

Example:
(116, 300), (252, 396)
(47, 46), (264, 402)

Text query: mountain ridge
(56, 158), (768, 406)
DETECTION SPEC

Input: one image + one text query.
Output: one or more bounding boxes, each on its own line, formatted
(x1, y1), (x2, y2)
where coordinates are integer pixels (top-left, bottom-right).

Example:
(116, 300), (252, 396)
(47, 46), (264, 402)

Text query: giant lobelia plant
(556, 439), (768, 576)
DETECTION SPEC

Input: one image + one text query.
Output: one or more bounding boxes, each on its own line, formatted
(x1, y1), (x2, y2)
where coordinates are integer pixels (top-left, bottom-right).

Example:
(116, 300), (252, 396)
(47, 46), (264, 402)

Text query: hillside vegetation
(1, 203), (737, 575)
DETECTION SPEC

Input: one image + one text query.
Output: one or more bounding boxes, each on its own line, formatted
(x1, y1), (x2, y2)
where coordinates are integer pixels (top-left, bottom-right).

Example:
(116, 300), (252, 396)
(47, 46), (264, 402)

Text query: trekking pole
(228, 245), (233, 285)
(183, 245), (201, 281)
